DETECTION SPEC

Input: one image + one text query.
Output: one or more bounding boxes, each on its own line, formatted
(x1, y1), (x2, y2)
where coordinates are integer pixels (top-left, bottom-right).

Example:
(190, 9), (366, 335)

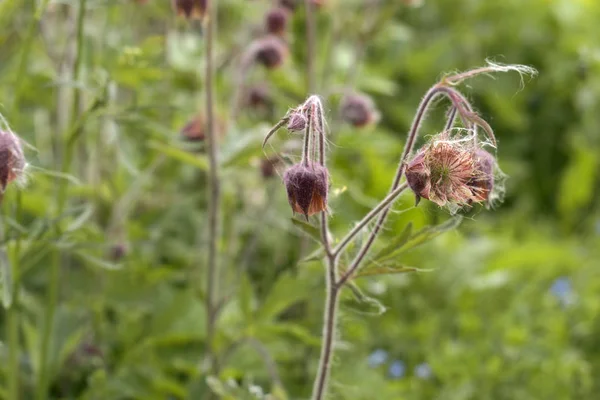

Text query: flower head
(265, 7), (289, 36)
(0, 130), (26, 196)
(283, 163), (328, 219)
(254, 36), (288, 69)
(339, 93), (379, 127)
(287, 110), (308, 132)
(406, 131), (499, 209)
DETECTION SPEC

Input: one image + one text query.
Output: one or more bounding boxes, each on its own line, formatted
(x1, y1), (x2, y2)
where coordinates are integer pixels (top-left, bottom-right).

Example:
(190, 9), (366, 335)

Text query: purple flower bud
(0, 130), (26, 198)
(287, 111), (307, 132)
(339, 93), (379, 127)
(265, 7), (289, 36)
(254, 36), (288, 69)
(283, 163), (328, 219)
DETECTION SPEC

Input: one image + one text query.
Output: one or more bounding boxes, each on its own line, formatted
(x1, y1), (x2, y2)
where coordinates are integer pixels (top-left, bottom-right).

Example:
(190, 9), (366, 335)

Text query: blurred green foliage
(0, 0), (599, 399)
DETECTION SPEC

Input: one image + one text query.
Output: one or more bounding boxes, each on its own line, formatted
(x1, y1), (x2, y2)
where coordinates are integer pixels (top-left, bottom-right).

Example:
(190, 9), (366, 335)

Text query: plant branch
(332, 182), (408, 258)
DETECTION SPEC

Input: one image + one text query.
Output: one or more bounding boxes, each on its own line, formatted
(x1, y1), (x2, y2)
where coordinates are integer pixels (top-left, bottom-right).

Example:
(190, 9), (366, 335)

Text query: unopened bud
(283, 163), (328, 219)
(260, 157), (281, 179)
(0, 130), (26, 197)
(265, 7), (289, 36)
(254, 36), (288, 69)
(287, 111), (307, 132)
(339, 93), (379, 127)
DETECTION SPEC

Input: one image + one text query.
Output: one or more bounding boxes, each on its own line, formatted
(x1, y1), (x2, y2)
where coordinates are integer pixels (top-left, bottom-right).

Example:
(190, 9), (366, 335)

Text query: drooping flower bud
(287, 111), (307, 132)
(254, 36), (288, 69)
(283, 163), (328, 219)
(0, 130), (26, 198)
(179, 114), (225, 142)
(339, 93), (379, 127)
(265, 7), (289, 36)
(172, 0), (207, 20)
(246, 85), (272, 110)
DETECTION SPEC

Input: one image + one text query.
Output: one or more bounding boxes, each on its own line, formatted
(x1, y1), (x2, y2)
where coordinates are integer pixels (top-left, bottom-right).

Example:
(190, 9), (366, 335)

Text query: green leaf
(147, 140), (208, 170)
(290, 218), (321, 243)
(354, 264), (422, 278)
(371, 222), (413, 261)
(375, 216), (462, 263)
(258, 272), (312, 322)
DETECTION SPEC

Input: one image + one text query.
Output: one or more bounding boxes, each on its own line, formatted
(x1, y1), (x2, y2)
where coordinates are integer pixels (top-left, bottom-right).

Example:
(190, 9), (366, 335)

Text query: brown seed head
(340, 93), (379, 127)
(283, 163), (328, 218)
(406, 132), (480, 207)
(0, 130), (26, 194)
(172, 0), (207, 20)
(265, 7), (289, 36)
(255, 36), (288, 69)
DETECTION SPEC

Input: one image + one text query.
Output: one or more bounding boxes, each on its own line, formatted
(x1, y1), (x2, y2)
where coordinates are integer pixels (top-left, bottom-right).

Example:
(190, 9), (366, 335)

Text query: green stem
(204, 0), (221, 375)
(36, 1), (86, 398)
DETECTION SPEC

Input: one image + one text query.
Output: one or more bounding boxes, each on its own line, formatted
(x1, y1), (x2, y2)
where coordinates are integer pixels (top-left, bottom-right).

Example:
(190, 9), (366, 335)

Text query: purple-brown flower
(284, 163), (328, 219)
(172, 0), (207, 20)
(265, 7), (289, 36)
(406, 132), (489, 208)
(339, 93), (379, 127)
(0, 130), (26, 196)
(254, 36), (288, 69)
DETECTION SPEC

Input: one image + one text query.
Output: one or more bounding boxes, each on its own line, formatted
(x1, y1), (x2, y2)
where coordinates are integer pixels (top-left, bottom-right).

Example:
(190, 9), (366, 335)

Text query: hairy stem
(311, 253), (339, 400)
(204, 0), (221, 375)
(333, 182), (409, 258)
(305, 0), (316, 94)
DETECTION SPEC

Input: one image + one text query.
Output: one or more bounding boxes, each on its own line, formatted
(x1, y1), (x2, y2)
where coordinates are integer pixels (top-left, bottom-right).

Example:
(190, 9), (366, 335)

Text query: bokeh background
(1, 0), (599, 399)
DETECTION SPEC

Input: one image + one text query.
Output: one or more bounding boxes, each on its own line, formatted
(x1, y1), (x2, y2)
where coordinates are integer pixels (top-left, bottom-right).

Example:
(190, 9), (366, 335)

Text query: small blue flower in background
(388, 360), (406, 379)
(550, 277), (573, 305)
(414, 362), (433, 379)
(367, 349), (388, 368)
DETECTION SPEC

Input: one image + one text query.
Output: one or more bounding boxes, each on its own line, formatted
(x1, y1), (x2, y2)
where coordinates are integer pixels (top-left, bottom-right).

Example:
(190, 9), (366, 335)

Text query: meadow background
(1, 0), (600, 399)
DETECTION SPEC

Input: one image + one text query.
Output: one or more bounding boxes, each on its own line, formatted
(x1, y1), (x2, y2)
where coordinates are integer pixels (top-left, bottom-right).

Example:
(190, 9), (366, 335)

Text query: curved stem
(204, 0), (221, 375)
(337, 84), (464, 287)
